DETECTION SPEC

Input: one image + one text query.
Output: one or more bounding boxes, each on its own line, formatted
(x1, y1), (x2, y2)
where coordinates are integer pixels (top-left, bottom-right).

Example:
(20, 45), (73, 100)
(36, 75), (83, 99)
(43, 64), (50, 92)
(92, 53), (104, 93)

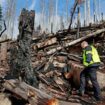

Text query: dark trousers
(80, 66), (101, 99)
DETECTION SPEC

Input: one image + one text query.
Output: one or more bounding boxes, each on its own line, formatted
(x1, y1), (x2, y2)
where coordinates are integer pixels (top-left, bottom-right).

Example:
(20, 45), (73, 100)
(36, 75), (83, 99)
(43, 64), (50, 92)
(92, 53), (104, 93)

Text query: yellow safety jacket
(83, 45), (101, 67)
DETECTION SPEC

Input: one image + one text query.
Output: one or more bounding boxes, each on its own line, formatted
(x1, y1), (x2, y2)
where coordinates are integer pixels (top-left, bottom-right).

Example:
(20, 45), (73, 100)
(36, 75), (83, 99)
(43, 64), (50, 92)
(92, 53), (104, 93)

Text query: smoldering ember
(0, 0), (105, 105)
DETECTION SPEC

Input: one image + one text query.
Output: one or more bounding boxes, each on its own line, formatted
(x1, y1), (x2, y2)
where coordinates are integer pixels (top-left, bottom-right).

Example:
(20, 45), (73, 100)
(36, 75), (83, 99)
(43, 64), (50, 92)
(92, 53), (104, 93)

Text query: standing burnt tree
(10, 9), (38, 87)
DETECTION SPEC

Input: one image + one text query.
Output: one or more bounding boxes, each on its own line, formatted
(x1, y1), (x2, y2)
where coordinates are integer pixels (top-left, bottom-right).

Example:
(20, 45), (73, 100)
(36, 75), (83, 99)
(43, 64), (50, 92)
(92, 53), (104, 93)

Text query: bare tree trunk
(93, 0), (97, 23)
(48, 0), (55, 32)
(68, 0), (78, 31)
(55, 0), (58, 31)
(66, 0), (69, 22)
(87, 0), (90, 25)
(40, 0), (46, 31)
(5, 0), (16, 38)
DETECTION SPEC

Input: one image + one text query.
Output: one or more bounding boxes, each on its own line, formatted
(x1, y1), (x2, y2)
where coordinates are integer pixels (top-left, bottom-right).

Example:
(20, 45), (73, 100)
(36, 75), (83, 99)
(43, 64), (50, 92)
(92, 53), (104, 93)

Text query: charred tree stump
(10, 8), (38, 87)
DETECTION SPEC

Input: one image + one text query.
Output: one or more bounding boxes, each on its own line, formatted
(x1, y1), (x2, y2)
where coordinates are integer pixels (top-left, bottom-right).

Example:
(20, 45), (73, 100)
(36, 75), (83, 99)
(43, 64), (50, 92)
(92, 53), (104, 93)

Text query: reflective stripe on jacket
(83, 45), (101, 67)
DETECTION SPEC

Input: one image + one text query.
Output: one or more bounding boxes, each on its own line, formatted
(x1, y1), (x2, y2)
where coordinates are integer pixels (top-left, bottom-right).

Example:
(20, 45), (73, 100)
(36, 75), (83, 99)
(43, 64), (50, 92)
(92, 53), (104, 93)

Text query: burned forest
(0, 0), (105, 105)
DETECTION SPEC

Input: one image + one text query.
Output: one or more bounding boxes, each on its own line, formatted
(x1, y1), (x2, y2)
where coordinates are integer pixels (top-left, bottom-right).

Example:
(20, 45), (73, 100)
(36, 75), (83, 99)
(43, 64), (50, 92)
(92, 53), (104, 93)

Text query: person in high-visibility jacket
(79, 41), (101, 101)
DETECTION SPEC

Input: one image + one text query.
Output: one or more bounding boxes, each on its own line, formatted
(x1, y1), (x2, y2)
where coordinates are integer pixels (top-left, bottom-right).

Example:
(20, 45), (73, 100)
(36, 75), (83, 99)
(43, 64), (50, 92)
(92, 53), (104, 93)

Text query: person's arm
(85, 46), (92, 63)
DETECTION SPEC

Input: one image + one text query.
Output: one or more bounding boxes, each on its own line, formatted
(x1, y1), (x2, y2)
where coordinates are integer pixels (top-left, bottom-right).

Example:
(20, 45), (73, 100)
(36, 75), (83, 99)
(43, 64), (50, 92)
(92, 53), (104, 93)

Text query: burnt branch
(0, 20), (6, 37)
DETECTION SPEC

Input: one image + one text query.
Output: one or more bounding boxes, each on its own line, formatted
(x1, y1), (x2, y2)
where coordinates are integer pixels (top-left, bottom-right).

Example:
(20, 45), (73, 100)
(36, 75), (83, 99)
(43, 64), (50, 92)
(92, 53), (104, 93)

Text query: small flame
(46, 98), (59, 105)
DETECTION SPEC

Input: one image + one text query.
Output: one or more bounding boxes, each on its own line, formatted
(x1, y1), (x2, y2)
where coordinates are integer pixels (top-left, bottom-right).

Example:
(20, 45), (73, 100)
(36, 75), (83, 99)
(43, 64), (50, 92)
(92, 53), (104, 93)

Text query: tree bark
(10, 8), (38, 87)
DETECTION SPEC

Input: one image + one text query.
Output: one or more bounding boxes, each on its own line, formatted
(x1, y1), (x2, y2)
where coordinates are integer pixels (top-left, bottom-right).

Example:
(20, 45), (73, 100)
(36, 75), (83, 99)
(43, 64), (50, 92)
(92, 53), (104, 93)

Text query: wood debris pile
(0, 8), (105, 105)
(4, 22), (105, 105)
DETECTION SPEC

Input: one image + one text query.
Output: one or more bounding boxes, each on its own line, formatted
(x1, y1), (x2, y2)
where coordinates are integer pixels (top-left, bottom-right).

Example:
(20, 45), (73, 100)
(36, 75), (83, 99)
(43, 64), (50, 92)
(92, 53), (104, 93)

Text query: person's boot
(91, 96), (103, 104)
(95, 96), (103, 102)
(76, 90), (84, 96)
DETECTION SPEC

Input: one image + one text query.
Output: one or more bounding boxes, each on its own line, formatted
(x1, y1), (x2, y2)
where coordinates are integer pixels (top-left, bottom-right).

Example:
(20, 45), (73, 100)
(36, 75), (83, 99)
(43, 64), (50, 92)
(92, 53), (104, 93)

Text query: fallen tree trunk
(46, 28), (105, 55)
(33, 37), (57, 50)
(65, 29), (105, 47)
(3, 80), (52, 105)
(3, 80), (83, 105)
